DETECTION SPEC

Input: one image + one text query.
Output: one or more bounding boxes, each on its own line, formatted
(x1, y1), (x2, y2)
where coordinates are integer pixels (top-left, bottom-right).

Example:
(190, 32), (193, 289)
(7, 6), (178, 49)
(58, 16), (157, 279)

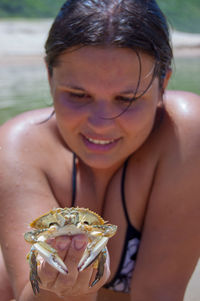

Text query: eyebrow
(58, 85), (86, 93)
(58, 85), (143, 95)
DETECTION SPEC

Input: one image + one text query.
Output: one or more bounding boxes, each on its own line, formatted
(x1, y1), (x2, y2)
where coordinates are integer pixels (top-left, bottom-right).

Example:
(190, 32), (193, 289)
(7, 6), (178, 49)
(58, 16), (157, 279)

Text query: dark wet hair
(45, 0), (173, 91)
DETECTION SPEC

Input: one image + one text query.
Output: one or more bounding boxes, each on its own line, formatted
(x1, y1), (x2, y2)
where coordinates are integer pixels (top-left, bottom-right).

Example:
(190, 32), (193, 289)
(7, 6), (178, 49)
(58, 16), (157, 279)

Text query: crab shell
(30, 207), (106, 230)
(24, 207), (117, 294)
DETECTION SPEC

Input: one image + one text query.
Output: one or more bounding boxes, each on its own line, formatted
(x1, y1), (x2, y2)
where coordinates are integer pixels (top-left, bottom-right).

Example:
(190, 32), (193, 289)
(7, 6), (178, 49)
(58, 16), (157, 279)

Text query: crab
(24, 207), (117, 295)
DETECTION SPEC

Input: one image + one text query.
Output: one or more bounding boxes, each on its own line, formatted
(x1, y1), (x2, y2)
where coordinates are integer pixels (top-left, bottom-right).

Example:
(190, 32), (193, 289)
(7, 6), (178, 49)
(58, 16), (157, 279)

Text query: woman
(0, 0), (200, 300)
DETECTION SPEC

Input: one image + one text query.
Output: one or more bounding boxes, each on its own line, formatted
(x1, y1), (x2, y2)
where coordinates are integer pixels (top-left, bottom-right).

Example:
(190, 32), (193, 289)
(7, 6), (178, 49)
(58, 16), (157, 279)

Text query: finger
(54, 234), (88, 291)
(63, 234), (88, 273)
(38, 236), (71, 289)
(61, 264), (94, 296)
(66, 249), (111, 296)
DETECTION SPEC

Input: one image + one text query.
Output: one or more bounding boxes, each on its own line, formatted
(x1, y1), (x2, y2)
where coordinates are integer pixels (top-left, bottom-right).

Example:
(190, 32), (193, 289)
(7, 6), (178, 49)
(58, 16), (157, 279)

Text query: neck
(80, 157), (125, 184)
(72, 154), (128, 214)
(77, 156), (127, 204)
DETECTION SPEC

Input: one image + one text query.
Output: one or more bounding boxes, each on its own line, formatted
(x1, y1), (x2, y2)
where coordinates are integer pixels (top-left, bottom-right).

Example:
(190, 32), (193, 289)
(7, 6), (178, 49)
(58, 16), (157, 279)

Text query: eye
(69, 92), (91, 99)
(49, 222), (59, 227)
(83, 221), (89, 225)
(115, 95), (137, 103)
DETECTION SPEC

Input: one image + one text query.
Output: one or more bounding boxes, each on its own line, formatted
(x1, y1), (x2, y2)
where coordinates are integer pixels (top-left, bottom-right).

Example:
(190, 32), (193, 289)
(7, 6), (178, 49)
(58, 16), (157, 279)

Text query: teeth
(87, 137), (115, 145)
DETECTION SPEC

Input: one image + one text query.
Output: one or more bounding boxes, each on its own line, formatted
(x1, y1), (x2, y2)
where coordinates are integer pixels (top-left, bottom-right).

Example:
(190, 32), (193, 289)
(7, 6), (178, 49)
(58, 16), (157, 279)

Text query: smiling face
(49, 46), (161, 169)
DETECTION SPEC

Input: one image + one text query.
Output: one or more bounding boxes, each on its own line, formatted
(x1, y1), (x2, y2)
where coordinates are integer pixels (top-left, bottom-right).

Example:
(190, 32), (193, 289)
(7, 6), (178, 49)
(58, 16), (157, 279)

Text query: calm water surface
(0, 57), (51, 125)
(0, 56), (199, 125)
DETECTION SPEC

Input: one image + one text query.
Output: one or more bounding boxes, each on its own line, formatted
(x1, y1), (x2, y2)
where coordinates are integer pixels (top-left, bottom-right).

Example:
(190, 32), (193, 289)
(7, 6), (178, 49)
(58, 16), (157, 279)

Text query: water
(0, 56), (199, 125)
(169, 56), (200, 94)
(0, 57), (51, 125)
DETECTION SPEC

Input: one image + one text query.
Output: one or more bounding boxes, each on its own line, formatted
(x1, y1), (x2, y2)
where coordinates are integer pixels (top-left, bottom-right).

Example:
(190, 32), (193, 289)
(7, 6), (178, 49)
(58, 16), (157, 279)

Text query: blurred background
(0, 1), (200, 301)
(0, 0), (200, 125)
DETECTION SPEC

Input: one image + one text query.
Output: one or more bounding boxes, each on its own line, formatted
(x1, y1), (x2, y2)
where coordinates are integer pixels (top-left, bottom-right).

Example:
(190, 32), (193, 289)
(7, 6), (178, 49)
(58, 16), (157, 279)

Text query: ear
(158, 68), (172, 107)
(162, 68), (172, 91)
(44, 59), (54, 96)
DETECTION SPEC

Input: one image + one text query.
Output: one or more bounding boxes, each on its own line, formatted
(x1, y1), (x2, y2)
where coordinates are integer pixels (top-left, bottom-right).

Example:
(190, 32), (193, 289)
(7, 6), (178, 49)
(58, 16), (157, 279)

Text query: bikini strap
(121, 157), (132, 225)
(72, 153), (131, 223)
(71, 153), (77, 207)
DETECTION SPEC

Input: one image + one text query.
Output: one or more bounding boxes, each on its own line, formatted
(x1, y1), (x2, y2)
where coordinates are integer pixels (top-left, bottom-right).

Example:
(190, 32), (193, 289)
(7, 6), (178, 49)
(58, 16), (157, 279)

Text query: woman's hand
(37, 234), (110, 298)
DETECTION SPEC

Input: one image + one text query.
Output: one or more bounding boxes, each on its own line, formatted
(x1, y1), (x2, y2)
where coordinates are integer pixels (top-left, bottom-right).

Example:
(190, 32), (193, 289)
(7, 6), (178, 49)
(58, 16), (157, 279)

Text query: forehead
(53, 46), (157, 91)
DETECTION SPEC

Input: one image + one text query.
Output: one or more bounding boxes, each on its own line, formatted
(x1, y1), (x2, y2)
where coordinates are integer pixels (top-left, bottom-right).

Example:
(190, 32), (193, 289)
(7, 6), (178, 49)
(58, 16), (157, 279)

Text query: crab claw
(33, 241), (68, 274)
(78, 237), (108, 272)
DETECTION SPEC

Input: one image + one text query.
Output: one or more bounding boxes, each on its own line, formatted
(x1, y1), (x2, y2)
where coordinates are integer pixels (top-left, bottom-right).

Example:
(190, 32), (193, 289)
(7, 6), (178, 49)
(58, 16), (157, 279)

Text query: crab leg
(91, 224), (118, 237)
(78, 236), (108, 271)
(33, 241), (68, 274)
(90, 248), (107, 287)
(28, 248), (42, 295)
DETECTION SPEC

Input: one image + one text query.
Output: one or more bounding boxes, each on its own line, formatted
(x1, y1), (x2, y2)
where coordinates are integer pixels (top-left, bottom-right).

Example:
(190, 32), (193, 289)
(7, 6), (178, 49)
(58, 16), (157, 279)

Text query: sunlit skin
(50, 47), (160, 171)
(0, 44), (200, 301)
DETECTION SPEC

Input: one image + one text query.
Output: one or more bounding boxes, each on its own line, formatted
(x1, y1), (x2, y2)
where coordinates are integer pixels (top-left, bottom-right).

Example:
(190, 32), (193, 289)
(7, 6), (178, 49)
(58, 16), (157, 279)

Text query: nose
(87, 99), (116, 130)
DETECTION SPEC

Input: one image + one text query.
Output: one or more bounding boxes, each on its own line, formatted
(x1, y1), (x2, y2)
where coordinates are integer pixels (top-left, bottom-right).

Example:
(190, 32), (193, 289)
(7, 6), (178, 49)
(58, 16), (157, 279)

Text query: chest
(103, 156), (158, 281)
(49, 152), (158, 281)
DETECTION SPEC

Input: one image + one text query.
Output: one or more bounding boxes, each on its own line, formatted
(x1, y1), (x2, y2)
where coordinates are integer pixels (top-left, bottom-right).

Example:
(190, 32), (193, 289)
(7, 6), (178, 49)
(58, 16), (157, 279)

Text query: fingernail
(74, 238), (86, 250)
(58, 241), (68, 250)
(46, 238), (55, 246)
(57, 238), (70, 251)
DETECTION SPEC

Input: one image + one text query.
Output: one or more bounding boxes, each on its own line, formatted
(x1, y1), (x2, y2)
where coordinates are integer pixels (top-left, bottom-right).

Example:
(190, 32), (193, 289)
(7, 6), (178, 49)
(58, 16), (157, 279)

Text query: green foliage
(0, 0), (64, 18)
(157, 0), (200, 33)
(169, 57), (200, 95)
(0, 0), (199, 32)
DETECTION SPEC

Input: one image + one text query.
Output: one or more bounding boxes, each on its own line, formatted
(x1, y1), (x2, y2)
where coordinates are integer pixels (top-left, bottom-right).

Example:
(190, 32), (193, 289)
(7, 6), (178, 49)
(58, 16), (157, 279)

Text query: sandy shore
(0, 19), (51, 57)
(0, 19), (200, 60)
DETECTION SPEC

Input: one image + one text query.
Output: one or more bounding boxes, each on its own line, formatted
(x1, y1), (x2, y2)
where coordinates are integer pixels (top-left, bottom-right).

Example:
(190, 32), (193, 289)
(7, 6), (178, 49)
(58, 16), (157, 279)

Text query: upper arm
(0, 117), (58, 298)
(131, 159), (200, 301)
(130, 95), (200, 300)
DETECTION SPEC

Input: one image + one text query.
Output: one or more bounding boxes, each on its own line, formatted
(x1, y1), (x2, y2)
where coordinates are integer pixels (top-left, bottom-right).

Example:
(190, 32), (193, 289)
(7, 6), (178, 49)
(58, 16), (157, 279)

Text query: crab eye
(49, 222), (59, 227)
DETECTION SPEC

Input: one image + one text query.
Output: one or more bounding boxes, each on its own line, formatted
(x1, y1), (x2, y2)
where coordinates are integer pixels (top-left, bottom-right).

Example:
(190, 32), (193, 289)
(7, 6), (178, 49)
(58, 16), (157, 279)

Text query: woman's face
(49, 46), (161, 169)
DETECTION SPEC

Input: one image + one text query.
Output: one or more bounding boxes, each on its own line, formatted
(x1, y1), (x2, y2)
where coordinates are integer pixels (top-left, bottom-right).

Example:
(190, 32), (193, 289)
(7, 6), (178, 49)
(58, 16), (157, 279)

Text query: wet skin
(0, 46), (200, 301)
(50, 47), (160, 171)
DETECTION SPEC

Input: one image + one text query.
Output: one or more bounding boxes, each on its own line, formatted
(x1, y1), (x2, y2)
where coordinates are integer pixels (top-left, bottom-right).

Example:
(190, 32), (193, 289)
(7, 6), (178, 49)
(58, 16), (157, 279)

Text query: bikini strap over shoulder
(71, 153), (77, 207)
(121, 157), (132, 226)
(72, 153), (132, 224)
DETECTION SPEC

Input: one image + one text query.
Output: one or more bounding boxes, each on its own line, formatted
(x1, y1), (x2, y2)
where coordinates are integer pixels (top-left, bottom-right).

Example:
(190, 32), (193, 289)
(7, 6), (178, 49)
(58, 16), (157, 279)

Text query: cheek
(55, 109), (83, 136)
(53, 96), (86, 130)
(53, 90), (79, 112)
(121, 101), (158, 137)
(53, 105), (84, 144)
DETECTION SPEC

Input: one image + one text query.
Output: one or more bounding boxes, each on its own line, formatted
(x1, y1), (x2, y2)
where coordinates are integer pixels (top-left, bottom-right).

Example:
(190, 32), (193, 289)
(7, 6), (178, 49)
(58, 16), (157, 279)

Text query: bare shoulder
(0, 107), (55, 151)
(0, 107), (73, 216)
(0, 107), (60, 215)
(164, 90), (200, 129)
(130, 91), (200, 300)
(155, 90), (200, 233)
(161, 90), (200, 158)
(0, 109), (68, 297)
(0, 108), (67, 168)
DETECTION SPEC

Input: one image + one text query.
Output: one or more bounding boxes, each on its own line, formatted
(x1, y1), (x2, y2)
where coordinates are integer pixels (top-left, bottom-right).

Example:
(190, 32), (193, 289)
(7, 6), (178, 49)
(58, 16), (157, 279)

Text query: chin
(78, 151), (125, 170)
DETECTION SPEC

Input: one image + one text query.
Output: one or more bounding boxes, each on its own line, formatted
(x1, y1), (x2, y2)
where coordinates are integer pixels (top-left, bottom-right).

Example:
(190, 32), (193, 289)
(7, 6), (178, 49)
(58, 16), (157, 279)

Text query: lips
(80, 134), (121, 151)
(85, 136), (116, 145)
